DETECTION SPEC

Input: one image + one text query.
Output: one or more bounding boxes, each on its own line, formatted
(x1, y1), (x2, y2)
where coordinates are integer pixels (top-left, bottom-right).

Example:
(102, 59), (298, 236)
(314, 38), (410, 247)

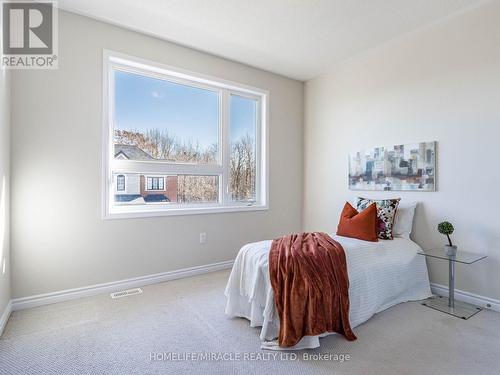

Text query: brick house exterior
(114, 144), (178, 203)
(139, 175), (178, 203)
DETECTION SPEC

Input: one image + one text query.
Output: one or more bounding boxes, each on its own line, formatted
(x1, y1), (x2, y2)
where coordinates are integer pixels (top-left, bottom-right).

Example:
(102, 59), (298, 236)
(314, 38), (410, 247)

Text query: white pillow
(393, 202), (417, 239)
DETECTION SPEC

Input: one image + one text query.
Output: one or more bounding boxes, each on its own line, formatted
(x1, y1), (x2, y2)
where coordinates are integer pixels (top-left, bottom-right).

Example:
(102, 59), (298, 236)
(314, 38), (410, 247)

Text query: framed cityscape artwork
(348, 141), (436, 191)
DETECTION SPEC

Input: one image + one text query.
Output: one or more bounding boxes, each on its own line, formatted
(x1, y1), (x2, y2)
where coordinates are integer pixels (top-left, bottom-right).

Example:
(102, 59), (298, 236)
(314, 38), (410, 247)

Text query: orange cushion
(336, 202), (378, 242)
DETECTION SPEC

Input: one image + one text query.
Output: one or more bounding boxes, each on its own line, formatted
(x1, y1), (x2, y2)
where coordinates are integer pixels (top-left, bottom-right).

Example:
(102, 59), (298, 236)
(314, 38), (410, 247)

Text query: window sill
(103, 204), (269, 220)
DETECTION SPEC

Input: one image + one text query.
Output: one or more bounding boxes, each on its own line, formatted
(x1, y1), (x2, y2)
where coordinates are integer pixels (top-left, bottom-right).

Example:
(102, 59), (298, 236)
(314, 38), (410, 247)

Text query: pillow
(356, 197), (400, 240)
(337, 202), (378, 242)
(393, 202), (417, 239)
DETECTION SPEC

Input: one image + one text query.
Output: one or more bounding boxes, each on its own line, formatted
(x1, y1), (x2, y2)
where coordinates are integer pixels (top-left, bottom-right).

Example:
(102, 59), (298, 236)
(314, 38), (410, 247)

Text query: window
(146, 177), (164, 191)
(229, 95), (257, 203)
(116, 175), (125, 191)
(103, 51), (268, 218)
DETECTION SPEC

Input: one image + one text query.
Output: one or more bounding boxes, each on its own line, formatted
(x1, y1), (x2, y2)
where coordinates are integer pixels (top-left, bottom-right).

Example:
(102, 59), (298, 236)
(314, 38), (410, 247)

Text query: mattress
(224, 235), (432, 350)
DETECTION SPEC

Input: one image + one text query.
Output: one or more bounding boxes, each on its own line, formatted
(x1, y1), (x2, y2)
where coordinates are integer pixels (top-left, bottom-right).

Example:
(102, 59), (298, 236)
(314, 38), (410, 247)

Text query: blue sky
(114, 71), (256, 149)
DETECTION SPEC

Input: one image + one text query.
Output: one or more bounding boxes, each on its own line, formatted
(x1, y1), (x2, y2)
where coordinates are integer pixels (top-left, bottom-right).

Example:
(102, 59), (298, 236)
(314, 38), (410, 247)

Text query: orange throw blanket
(269, 232), (357, 347)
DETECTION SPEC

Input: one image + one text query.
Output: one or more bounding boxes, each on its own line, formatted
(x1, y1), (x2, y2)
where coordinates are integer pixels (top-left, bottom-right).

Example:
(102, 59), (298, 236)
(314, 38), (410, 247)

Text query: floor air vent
(110, 288), (143, 299)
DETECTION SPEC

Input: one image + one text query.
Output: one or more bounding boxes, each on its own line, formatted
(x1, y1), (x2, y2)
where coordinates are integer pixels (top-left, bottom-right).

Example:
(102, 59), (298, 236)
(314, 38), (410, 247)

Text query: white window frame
(102, 50), (269, 219)
(116, 174), (126, 192)
(145, 176), (165, 192)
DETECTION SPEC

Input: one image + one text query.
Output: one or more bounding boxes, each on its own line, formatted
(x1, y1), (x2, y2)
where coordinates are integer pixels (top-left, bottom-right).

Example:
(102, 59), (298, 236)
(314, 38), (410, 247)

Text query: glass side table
(418, 248), (487, 319)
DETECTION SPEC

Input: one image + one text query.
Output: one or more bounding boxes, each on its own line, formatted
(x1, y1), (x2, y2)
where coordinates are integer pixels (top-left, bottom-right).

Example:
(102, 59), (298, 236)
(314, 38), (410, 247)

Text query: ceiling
(58, 0), (485, 81)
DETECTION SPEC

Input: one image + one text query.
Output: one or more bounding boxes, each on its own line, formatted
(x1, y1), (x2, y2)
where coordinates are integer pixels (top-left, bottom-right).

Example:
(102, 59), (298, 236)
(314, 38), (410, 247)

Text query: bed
(225, 234), (432, 350)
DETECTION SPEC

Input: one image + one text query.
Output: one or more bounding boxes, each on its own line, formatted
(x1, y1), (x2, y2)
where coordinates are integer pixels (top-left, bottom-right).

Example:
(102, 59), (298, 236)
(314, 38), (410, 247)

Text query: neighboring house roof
(114, 144), (154, 160)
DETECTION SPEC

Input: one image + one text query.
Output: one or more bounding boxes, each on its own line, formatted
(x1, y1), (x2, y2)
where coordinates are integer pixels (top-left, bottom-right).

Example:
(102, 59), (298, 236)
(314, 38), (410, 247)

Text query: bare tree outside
(177, 175), (218, 203)
(230, 133), (256, 202)
(114, 129), (255, 203)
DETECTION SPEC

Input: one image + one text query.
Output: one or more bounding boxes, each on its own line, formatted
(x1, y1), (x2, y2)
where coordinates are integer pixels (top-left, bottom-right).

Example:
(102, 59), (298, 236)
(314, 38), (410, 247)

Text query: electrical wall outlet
(199, 232), (207, 244)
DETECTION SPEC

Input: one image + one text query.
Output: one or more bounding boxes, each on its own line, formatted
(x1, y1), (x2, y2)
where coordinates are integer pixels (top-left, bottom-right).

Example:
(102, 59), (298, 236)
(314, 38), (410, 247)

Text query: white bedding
(224, 235), (432, 350)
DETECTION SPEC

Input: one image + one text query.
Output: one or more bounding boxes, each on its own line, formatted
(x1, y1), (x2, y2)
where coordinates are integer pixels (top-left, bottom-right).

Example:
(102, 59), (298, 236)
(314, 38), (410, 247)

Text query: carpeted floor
(1, 270), (499, 375)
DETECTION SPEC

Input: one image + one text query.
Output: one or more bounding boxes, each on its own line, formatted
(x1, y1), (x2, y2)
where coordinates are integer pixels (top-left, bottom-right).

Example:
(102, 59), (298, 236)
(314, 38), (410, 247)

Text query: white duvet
(224, 235), (432, 350)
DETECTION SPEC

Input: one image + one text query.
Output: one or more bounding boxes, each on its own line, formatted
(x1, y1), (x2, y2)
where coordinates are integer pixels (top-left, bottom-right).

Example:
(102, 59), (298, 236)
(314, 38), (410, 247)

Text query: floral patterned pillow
(356, 198), (401, 240)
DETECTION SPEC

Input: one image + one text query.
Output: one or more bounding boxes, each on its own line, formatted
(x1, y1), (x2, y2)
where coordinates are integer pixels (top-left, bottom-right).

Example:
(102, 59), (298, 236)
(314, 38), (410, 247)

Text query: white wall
(0, 69), (11, 316)
(304, 1), (500, 300)
(11, 11), (303, 298)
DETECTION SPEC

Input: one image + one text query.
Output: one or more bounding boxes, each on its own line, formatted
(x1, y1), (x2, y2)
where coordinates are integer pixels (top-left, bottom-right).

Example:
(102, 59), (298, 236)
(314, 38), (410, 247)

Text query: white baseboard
(11, 260), (234, 311)
(0, 301), (12, 336)
(430, 283), (500, 312)
(6, 265), (497, 324)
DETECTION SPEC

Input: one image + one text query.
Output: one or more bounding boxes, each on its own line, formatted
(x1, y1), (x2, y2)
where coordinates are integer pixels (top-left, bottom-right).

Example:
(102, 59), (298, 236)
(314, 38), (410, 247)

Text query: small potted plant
(438, 221), (457, 256)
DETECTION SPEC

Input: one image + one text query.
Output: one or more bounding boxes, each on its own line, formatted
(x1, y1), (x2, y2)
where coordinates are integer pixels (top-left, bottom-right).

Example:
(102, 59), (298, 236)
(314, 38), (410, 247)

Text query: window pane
(113, 70), (219, 164)
(117, 175), (125, 191)
(113, 172), (218, 206)
(229, 95), (257, 202)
